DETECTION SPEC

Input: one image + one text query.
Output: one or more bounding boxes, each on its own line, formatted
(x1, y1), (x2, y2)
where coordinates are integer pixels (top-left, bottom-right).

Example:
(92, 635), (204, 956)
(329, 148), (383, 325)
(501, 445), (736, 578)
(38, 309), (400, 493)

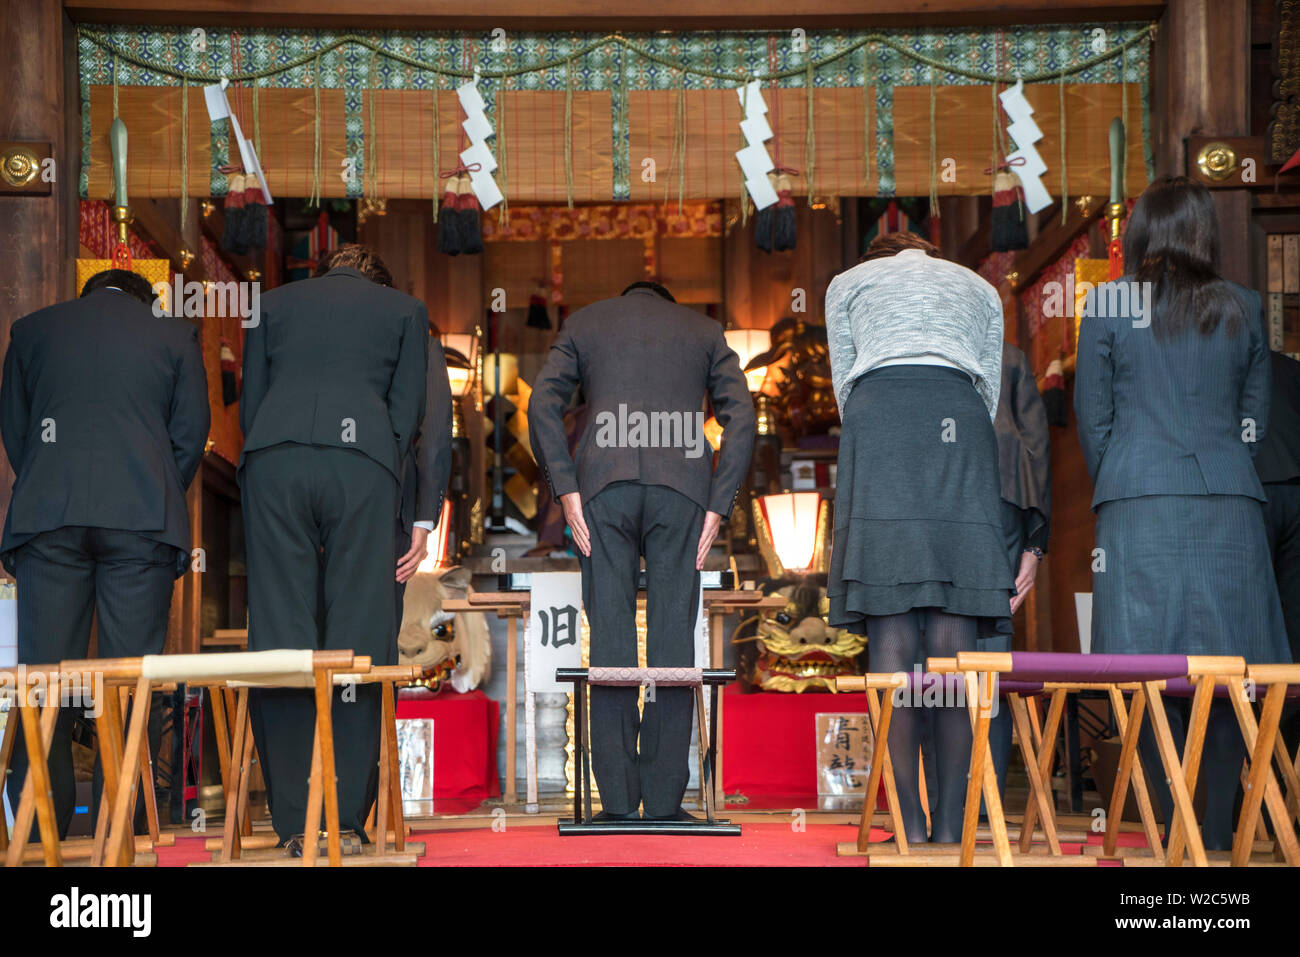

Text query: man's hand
(396, 526), (431, 582)
(1009, 549), (1041, 614)
(695, 511), (724, 570)
(561, 492), (591, 557)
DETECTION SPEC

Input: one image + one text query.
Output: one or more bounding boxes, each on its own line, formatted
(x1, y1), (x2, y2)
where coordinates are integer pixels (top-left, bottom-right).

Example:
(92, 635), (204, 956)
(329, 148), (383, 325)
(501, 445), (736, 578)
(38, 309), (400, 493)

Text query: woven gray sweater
(824, 248), (1004, 418)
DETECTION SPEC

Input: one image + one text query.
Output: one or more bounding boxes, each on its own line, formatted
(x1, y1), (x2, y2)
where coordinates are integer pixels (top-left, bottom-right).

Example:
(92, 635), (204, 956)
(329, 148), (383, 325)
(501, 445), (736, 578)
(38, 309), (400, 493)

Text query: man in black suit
(310, 249), (453, 826)
(530, 281), (755, 821)
(240, 244), (427, 850)
(308, 250), (453, 611)
(1, 269), (209, 835)
(1256, 350), (1300, 742)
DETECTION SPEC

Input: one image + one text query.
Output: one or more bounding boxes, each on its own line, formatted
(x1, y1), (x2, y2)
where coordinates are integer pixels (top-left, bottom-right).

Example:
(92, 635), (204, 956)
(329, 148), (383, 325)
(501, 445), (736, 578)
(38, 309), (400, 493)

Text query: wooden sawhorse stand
(2, 665), (175, 867)
(555, 667), (739, 836)
(442, 591), (527, 806)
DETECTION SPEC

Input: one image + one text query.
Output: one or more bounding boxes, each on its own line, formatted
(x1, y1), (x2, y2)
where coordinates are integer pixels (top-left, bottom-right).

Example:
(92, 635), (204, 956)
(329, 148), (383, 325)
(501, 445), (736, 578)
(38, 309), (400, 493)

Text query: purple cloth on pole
(997, 680), (1045, 696)
(1163, 676), (1300, 700)
(1007, 652), (1189, 684)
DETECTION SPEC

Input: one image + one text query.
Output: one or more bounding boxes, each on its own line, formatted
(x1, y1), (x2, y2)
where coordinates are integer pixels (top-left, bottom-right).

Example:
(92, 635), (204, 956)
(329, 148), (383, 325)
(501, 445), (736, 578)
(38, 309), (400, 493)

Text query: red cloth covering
(721, 683), (867, 800)
(395, 688), (500, 802)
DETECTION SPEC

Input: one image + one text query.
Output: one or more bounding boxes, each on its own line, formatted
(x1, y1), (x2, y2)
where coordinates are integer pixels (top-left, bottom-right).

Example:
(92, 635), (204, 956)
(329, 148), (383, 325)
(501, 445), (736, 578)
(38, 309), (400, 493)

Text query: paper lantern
(759, 494), (821, 574)
(447, 366), (472, 397)
(724, 328), (772, 392)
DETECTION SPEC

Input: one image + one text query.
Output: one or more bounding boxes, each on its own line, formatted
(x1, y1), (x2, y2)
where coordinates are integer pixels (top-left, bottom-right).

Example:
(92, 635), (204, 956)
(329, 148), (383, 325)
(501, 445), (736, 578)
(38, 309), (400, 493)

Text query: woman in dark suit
(1075, 175), (1289, 850)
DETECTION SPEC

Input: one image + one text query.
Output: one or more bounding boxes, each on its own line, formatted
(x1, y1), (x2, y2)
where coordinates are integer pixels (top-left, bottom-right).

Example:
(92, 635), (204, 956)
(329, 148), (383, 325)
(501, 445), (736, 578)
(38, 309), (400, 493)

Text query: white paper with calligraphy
(396, 717), (435, 802)
(816, 712), (874, 798)
(526, 572), (585, 693)
(693, 580), (708, 670)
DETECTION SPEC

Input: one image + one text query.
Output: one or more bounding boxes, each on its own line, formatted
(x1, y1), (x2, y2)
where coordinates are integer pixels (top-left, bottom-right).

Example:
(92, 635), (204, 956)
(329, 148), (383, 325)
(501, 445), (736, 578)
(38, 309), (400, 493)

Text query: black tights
(867, 609), (978, 843)
(1137, 697), (1245, 852)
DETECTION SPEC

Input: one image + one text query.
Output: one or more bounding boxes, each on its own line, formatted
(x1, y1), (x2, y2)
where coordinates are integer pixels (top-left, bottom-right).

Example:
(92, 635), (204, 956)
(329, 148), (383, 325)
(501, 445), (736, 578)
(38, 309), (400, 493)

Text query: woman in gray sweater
(825, 231), (1013, 844)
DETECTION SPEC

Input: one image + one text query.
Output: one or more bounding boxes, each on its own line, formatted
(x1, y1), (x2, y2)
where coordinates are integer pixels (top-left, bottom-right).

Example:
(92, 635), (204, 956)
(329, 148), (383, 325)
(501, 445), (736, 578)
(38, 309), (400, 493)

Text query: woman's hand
(1009, 549), (1041, 614)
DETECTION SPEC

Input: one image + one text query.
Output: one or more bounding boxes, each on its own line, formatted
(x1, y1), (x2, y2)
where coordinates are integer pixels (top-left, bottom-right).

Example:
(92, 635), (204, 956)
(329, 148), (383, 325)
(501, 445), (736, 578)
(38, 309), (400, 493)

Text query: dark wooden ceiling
(64, 0), (1166, 30)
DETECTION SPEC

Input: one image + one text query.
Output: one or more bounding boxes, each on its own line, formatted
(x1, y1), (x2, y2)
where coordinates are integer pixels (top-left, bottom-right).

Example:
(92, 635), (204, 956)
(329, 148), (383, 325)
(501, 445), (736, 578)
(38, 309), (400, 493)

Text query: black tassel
(437, 177), (462, 256)
(753, 205), (773, 253)
(455, 172), (484, 256)
(437, 209), (462, 256)
(460, 209), (483, 255)
(243, 203), (268, 252)
(526, 292), (551, 329)
(771, 171), (797, 252)
(772, 211), (797, 252)
(222, 207), (246, 255)
(990, 169), (1029, 252)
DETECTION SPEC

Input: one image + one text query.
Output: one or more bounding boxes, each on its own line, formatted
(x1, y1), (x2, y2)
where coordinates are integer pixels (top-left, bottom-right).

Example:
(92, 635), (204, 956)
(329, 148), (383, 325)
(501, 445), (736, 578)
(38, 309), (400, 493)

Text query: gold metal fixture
(1195, 142), (1238, 182)
(1, 146), (39, 187)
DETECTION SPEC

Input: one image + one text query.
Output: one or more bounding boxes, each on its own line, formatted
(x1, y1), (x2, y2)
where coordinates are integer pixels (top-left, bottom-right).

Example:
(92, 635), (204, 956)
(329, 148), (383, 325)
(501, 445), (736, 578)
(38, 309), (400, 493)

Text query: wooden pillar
(1153, 0), (1252, 284)
(0, 0), (77, 532)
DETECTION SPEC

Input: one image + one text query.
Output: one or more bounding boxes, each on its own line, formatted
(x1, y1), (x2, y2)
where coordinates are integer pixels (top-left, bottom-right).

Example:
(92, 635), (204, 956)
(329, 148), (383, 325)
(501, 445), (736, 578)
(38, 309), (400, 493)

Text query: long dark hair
(1122, 175), (1243, 338)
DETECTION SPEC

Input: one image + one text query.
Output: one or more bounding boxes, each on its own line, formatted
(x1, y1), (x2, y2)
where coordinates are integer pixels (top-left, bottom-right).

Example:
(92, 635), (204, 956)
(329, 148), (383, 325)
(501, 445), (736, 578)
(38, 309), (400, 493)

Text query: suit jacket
(1075, 279), (1271, 509)
(530, 288), (756, 518)
(239, 267), (428, 482)
(1254, 350), (1300, 485)
(0, 287), (210, 576)
(397, 335), (454, 536)
(994, 342), (1051, 551)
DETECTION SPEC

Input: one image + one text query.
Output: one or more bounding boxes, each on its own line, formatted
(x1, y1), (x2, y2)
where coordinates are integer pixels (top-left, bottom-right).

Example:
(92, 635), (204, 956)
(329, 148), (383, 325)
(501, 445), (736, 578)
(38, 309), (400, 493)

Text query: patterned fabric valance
(78, 23), (1154, 206)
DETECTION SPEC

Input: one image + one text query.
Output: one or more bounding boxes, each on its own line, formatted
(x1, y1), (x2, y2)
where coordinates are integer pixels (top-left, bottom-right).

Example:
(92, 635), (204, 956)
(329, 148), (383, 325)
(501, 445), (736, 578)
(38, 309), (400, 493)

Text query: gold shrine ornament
(1195, 142), (1238, 182)
(1, 147), (39, 187)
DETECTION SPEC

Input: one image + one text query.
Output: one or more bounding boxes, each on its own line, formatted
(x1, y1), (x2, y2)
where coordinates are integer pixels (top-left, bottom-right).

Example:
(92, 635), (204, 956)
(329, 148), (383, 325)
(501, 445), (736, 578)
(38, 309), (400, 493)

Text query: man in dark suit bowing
(309, 250), (453, 609)
(1, 269), (209, 836)
(240, 244), (427, 852)
(309, 248), (453, 828)
(530, 281), (755, 822)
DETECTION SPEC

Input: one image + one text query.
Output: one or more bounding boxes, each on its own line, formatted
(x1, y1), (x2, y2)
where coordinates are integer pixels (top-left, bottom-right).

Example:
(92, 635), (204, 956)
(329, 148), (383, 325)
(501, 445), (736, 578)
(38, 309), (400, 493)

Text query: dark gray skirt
(827, 365), (1015, 636)
(1092, 494), (1291, 660)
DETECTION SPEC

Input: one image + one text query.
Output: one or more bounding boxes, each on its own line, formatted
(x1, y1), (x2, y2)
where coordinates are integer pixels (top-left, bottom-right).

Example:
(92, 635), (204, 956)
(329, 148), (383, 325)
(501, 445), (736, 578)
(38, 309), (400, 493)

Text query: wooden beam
(197, 203), (258, 282)
(130, 198), (206, 282)
(1002, 197), (1106, 299)
(64, 0), (1166, 30)
(0, 4), (78, 540)
(1152, 0), (1252, 285)
(955, 204), (994, 272)
(1186, 135), (1284, 190)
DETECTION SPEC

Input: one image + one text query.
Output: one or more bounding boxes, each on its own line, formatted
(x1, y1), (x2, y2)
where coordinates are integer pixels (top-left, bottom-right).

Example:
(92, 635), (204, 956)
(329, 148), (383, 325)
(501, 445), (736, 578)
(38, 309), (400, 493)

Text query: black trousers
(5, 526), (177, 837)
(1262, 482), (1300, 750)
(242, 444), (397, 843)
(578, 482), (702, 818)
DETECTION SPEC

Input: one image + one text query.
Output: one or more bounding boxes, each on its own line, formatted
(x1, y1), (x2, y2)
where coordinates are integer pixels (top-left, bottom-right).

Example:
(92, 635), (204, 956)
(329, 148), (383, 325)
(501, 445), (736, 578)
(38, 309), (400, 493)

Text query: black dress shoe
(284, 829), (365, 857)
(646, 807), (701, 823)
(592, 810), (641, 821)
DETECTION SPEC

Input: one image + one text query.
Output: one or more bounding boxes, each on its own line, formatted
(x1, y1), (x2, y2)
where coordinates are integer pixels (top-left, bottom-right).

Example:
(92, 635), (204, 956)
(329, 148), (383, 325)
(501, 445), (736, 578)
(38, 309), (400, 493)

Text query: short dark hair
(620, 280), (675, 303)
(314, 243), (394, 287)
(859, 231), (939, 264)
(81, 269), (157, 306)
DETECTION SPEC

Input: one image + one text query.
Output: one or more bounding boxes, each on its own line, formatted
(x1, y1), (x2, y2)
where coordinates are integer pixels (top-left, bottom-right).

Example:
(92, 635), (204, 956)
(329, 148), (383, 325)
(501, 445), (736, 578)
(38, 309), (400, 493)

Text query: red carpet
(149, 822), (1148, 866)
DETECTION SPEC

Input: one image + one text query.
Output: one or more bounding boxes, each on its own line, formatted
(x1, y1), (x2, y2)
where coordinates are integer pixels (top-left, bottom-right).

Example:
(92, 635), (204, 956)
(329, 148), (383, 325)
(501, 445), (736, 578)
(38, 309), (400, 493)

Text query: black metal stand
(557, 668), (741, 836)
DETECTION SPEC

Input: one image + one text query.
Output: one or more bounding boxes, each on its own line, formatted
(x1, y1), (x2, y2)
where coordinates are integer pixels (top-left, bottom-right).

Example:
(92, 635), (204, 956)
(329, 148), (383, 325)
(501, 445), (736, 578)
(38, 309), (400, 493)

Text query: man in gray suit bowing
(530, 281), (755, 822)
